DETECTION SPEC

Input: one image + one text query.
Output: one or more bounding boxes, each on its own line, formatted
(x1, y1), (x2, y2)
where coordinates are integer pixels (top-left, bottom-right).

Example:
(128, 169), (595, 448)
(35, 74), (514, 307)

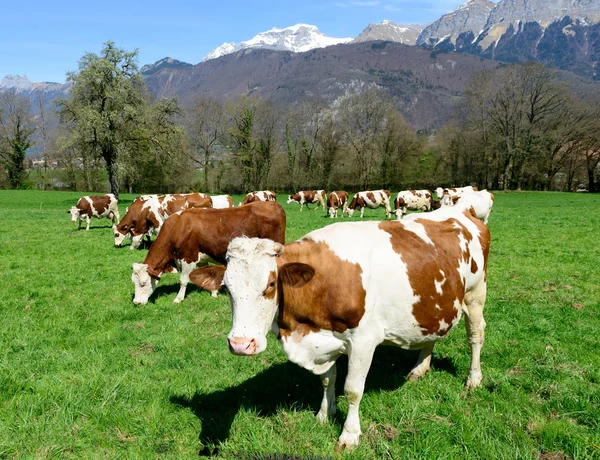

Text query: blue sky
(2, 0), (472, 83)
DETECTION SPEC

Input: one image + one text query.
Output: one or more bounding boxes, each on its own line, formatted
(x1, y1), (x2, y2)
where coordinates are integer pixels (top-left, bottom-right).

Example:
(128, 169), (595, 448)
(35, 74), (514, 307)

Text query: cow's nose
(228, 337), (257, 356)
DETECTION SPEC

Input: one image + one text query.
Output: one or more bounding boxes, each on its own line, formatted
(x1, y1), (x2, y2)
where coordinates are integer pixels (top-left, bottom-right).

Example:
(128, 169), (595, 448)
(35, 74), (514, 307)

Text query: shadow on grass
(170, 345), (457, 456)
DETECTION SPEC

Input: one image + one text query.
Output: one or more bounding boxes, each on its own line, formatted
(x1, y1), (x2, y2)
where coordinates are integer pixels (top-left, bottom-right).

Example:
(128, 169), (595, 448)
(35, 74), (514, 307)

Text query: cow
(131, 201), (286, 305)
(129, 193), (214, 250)
(114, 195), (157, 247)
(240, 190), (277, 206)
(435, 186), (478, 199)
(68, 194), (120, 231)
(326, 191), (349, 218)
(287, 190), (326, 211)
(441, 190), (495, 224)
(393, 189), (433, 219)
(346, 190), (392, 218)
(195, 205), (490, 450)
(211, 195), (235, 209)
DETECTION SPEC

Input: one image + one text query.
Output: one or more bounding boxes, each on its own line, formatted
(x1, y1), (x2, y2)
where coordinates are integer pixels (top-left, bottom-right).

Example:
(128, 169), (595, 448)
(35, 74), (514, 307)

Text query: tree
(59, 41), (146, 197)
(0, 91), (35, 189)
(188, 98), (225, 192)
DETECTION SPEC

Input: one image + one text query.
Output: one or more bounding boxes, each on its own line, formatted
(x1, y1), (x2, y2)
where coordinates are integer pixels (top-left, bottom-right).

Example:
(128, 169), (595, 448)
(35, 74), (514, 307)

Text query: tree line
(1, 42), (599, 194)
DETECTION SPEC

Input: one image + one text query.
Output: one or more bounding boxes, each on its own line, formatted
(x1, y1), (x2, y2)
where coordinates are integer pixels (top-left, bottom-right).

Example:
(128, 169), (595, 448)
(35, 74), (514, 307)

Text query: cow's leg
(463, 279), (487, 388)
(174, 260), (197, 303)
(360, 207), (365, 218)
(77, 217), (82, 230)
(317, 364), (337, 424)
(407, 342), (435, 381)
(85, 216), (91, 231)
(300, 202), (304, 211)
(337, 341), (377, 450)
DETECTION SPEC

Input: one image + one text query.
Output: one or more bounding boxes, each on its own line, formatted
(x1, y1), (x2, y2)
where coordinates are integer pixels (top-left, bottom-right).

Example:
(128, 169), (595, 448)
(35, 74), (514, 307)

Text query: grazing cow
(68, 194), (120, 231)
(114, 195), (156, 247)
(346, 190), (392, 218)
(393, 189), (433, 219)
(327, 191), (349, 218)
(287, 190), (326, 211)
(435, 186), (478, 199)
(128, 193), (214, 250)
(131, 201), (286, 304)
(240, 190), (277, 206)
(211, 195), (235, 209)
(442, 190), (495, 224)
(198, 206), (489, 450)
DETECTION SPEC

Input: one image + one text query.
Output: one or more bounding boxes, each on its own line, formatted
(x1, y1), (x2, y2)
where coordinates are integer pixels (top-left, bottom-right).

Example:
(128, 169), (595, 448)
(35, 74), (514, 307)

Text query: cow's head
(131, 263), (158, 305)
(223, 237), (285, 356)
(435, 187), (444, 199)
(130, 230), (145, 250)
(328, 206), (337, 218)
(114, 226), (128, 247)
(394, 197), (407, 219)
(67, 206), (80, 222)
(287, 194), (299, 204)
(441, 191), (454, 207)
(345, 196), (357, 217)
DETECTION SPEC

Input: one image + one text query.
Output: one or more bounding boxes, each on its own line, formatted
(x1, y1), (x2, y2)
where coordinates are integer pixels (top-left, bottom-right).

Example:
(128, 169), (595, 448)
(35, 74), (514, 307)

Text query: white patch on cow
(281, 329), (346, 375)
(211, 195), (234, 209)
(434, 270), (446, 295)
(400, 218), (435, 246)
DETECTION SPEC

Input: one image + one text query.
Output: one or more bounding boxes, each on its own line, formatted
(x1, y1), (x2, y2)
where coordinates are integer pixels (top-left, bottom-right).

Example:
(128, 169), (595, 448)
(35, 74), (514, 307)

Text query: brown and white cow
(129, 193), (214, 250)
(114, 195), (157, 247)
(393, 189), (433, 219)
(435, 186), (478, 199)
(68, 194), (120, 231)
(131, 201), (286, 304)
(240, 190), (277, 206)
(346, 190), (392, 218)
(326, 191), (349, 218)
(211, 195), (235, 209)
(196, 205), (490, 450)
(441, 190), (495, 224)
(287, 190), (326, 211)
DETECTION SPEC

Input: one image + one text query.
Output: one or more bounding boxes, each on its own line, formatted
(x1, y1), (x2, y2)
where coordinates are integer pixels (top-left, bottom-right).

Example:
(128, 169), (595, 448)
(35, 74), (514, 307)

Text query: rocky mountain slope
(418, 0), (600, 79)
(354, 21), (422, 45)
(202, 24), (352, 61)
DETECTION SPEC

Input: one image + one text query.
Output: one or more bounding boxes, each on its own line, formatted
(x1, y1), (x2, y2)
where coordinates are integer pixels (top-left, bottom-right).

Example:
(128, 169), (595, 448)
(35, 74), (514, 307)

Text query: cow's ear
(190, 265), (226, 291)
(452, 196), (460, 203)
(280, 263), (315, 287)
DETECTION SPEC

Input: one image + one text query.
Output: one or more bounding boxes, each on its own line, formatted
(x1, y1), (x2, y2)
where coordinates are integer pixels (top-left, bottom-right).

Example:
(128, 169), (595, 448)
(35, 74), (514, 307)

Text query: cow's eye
(269, 281), (276, 288)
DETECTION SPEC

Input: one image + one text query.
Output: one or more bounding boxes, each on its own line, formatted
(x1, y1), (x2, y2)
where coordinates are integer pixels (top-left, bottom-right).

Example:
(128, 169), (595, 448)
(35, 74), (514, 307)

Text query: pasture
(0, 190), (599, 459)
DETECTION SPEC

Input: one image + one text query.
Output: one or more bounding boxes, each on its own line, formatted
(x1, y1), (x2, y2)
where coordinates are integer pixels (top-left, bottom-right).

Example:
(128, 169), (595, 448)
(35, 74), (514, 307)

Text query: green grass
(0, 190), (599, 459)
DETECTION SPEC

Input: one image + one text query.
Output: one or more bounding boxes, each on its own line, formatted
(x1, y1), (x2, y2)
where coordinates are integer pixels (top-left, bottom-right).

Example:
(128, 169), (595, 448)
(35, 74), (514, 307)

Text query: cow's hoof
(173, 297), (184, 304)
(210, 290), (218, 298)
(335, 432), (360, 452)
(407, 371), (423, 382)
(316, 410), (328, 424)
(466, 371), (482, 389)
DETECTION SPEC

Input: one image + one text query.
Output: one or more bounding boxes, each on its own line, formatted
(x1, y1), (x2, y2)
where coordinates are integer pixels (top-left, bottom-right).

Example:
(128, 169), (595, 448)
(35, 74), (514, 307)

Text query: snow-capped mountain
(202, 24), (352, 61)
(354, 20), (422, 45)
(0, 74), (66, 94)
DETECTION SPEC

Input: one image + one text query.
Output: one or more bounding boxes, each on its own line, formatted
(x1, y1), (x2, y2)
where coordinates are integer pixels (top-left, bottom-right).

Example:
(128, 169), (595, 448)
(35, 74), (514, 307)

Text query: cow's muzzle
(228, 337), (257, 356)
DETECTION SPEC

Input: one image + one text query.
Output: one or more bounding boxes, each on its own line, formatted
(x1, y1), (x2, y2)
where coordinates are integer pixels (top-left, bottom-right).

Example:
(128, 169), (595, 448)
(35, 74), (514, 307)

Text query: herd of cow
(67, 185), (493, 450)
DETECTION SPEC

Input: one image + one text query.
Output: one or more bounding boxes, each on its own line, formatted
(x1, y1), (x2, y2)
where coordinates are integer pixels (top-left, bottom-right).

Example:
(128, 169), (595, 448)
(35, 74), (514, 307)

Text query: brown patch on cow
(410, 190), (417, 195)
(471, 259), (478, 274)
(276, 240), (366, 337)
(378, 218), (478, 336)
(366, 191), (376, 203)
(383, 190), (391, 199)
(226, 195), (235, 207)
(430, 198), (441, 210)
(327, 190), (348, 209)
(394, 196), (406, 210)
(347, 196), (358, 210)
(190, 265), (226, 293)
(490, 193), (495, 202)
(473, 186), (479, 192)
(289, 192), (302, 202)
(302, 190), (316, 203)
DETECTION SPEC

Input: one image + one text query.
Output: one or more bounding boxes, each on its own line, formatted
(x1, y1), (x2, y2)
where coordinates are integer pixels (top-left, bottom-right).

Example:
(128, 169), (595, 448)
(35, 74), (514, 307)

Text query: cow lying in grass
(196, 204), (490, 450)
(131, 201), (286, 304)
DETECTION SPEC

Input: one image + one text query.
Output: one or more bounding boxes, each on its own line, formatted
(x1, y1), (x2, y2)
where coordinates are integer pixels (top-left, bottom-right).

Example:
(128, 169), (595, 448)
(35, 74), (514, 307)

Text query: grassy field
(0, 190), (599, 459)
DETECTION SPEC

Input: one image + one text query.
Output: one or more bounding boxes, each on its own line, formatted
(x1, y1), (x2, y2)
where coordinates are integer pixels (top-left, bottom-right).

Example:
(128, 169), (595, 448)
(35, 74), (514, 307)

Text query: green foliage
(0, 190), (598, 458)
(0, 91), (35, 189)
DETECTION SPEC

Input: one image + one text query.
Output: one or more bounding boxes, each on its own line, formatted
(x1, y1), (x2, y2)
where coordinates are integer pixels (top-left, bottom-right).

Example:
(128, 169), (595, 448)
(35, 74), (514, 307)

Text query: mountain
(417, 0), (495, 46)
(417, 0), (600, 79)
(145, 41), (507, 131)
(140, 57), (192, 76)
(354, 21), (422, 45)
(202, 24), (352, 61)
